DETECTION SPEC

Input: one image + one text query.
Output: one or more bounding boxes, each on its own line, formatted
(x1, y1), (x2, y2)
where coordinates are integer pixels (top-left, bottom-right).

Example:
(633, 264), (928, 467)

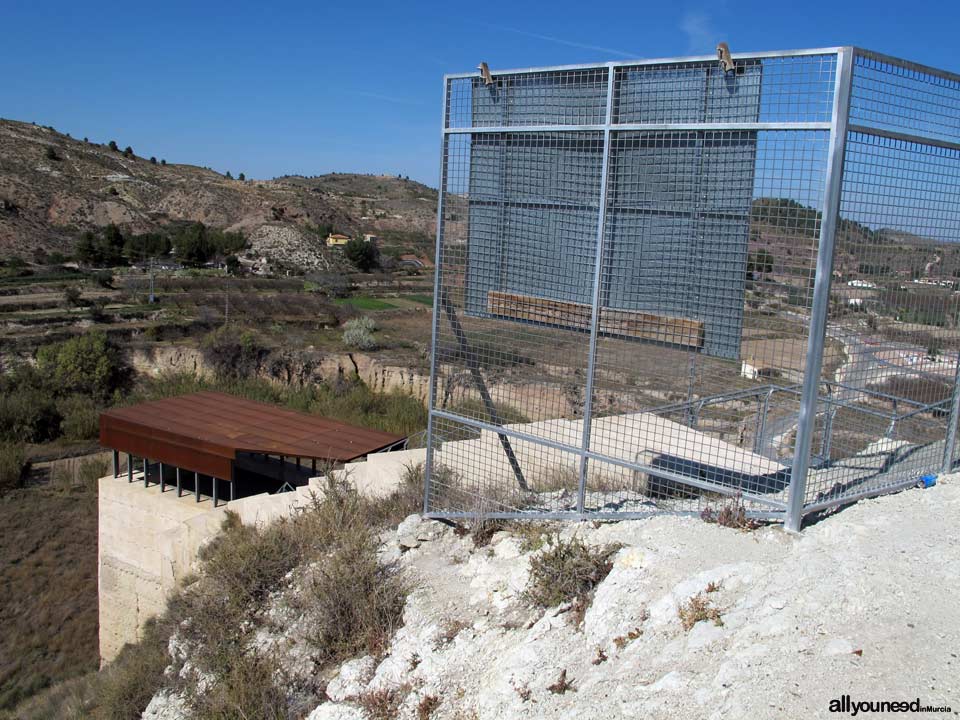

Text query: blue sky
(2, 0), (957, 186)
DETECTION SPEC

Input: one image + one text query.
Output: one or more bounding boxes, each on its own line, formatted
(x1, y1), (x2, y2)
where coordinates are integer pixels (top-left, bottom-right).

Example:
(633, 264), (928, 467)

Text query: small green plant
(678, 592), (723, 631)
(524, 535), (619, 611)
(63, 285), (82, 307)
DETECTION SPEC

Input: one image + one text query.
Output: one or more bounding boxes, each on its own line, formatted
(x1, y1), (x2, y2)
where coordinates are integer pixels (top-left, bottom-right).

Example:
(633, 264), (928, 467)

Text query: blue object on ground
(917, 474), (937, 489)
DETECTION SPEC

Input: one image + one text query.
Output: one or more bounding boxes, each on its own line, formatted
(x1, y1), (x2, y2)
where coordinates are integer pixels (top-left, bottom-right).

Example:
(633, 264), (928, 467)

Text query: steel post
(176, 467), (182, 497)
(577, 63), (617, 515)
(195, 472), (200, 502)
(213, 478), (218, 508)
(785, 47), (854, 533)
(112, 449), (119, 478)
(941, 353), (960, 473)
(159, 462), (165, 492)
(423, 76), (451, 514)
(143, 458), (148, 487)
(127, 453), (133, 483)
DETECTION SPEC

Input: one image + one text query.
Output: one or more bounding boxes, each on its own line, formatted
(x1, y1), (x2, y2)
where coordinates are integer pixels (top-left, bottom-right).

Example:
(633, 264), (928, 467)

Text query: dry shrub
(188, 653), (288, 720)
(547, 669), (574, 695)
(358, 685), (410, 720)
(92, 614), (176, 720)
(305, 528), (408, 663)
(700, 495), (760, 530)
(524, 535), (620, 612)
(678, 593), (723, 631)
(417, 694), (441, 719)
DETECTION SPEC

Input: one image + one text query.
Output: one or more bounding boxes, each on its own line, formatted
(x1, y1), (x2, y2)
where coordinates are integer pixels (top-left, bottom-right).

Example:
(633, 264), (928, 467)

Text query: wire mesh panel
(425, 47), (960, 528)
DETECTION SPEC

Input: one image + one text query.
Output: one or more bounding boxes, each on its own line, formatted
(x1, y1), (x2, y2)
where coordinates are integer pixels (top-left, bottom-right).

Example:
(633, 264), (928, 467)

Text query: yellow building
(325, 233), (352, 247)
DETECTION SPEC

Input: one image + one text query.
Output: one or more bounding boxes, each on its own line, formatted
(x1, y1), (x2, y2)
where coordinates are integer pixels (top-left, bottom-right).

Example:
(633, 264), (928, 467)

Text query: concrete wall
(97, 448), (426, 664)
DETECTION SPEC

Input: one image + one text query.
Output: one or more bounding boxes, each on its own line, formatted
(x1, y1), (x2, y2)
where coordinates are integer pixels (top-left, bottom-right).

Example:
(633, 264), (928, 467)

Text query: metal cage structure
(422, 47), (960, 531)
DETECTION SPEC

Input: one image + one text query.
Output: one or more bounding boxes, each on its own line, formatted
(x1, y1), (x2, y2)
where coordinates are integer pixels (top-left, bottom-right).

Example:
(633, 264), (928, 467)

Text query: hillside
(0, 118), (436, 258)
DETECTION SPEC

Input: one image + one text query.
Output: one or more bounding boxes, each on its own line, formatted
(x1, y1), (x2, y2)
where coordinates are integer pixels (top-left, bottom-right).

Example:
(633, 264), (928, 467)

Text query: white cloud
(680, 10), (715, 55)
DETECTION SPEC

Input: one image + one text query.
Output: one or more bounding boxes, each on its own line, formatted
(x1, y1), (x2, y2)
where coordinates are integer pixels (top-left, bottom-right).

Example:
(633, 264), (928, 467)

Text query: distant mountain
(0, 118), (437, 257)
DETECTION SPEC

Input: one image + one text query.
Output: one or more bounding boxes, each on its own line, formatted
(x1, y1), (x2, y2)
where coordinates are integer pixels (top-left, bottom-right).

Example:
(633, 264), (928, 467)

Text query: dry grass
(0, 482), (98, 713)
(678, 593), (724, 631)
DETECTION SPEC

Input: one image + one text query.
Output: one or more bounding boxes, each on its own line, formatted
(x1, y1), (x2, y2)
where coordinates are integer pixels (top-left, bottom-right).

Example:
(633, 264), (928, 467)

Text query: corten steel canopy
(99, 391), (404, 481)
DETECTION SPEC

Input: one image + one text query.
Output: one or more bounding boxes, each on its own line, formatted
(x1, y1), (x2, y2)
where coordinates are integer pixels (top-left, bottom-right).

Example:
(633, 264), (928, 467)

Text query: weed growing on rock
(524, 535), (620, 613)
(592, 647), (608, 665)
(547, 669), (575, 695)
(417, 694), (441, 719)
(613, 627), (644, 649)
(678, 593), (724, 631)
(434, 618), (470, 649)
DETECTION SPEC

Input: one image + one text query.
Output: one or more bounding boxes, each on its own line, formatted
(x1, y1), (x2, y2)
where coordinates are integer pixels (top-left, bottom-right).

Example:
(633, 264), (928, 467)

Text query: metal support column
(296, 456), (301, 471)
(143, 458), (149, 487)
(159, 462), (165, 492)
(127, 453), (133, 483)
(311, 458), (316, 473)
(577, 63), (617, 515)
(785, 47), (854, 533)
(195, 471), (200, 502)
(754, 390), (773, 454)
(176, 467), (182, 497)
(112, 449), (119, 478)
(213, 478), (218, 508)
(941, 353), (960, 473)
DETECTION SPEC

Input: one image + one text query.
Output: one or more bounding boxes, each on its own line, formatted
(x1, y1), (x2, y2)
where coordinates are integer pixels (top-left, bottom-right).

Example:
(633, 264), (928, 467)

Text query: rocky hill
(0, 118), (437, 258)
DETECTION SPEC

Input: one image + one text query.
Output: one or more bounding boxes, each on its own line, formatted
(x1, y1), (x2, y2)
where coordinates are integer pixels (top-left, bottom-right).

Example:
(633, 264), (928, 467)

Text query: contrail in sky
(480, 22), (637, 59)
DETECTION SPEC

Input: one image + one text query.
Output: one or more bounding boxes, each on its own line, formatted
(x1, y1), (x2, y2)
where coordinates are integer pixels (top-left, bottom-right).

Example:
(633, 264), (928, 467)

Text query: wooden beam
(487, 291), (704, 349)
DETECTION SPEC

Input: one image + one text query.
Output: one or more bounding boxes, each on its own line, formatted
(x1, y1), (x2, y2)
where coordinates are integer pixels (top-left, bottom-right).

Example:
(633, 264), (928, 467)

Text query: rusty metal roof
(99, 391), (405, 480)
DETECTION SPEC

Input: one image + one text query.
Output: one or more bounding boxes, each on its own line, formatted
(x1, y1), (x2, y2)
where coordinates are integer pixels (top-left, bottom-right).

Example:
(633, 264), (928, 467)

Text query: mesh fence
(425, 48), (960, 528)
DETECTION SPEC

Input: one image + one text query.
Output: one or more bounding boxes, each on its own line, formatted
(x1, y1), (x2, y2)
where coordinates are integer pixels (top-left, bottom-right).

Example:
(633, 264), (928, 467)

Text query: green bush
(57, 395), (100, 441)
(0, 443), (27, 494)
(63, 286), (82, 307)
(201, 327), (267, 380)
(310, 382), (426, 437)
(0, 388), (61, 443)
(342, 238), (379, 272)
(36, 332), (127, 403)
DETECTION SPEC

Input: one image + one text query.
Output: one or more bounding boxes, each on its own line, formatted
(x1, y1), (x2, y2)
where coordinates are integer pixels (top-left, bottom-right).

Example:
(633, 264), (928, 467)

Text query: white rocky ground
(148, 475), (960, 720)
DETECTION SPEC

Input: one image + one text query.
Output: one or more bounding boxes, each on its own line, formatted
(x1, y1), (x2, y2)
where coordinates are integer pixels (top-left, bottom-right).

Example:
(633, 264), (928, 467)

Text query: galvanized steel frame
(425, 45), (960, 528)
